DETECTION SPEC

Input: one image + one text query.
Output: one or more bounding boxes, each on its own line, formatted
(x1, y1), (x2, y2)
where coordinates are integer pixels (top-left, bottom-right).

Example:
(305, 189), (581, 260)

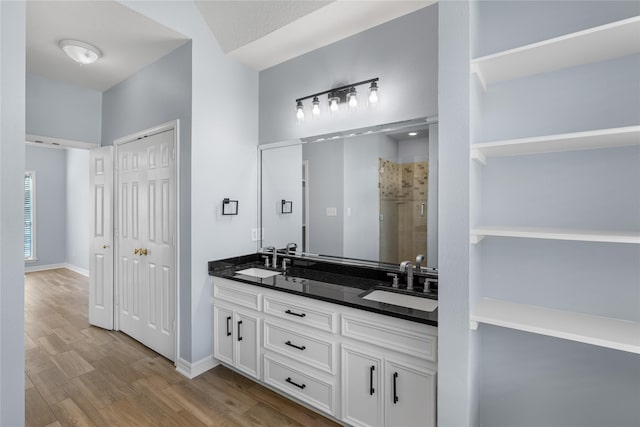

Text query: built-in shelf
(471, 16), (640, 90)
(470, 298), (640, 354)
(471, 126), (640, 164)
(471, 226), (640, 244)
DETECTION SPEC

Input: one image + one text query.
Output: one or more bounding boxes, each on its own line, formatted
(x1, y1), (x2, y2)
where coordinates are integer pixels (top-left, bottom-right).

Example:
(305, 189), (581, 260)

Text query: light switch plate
(326, 207), (337, 217)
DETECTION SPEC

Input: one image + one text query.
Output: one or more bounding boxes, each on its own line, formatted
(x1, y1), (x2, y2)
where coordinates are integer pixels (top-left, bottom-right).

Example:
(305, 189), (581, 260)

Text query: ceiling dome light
(59, 39), (102, 65)
(368, 81), (379, 105)
(296, 101), (305, 122)
(312, 96), (321, 117)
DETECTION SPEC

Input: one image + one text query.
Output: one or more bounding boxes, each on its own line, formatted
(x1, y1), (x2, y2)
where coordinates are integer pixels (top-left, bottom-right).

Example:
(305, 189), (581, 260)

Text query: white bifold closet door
(116, 129), (176, 361)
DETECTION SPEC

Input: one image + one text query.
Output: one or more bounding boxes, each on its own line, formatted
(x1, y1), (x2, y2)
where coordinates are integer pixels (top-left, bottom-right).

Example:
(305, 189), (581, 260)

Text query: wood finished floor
(25, 268), (340, 427)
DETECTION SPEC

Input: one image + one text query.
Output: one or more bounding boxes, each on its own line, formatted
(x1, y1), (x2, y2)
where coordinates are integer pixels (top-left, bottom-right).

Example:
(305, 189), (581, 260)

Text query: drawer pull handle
(285, 340), (306, 351)
(285, 309), (306, 318)
(285, 377), (306, 390)
(226, 316), (232, 337)
(237, 320), (243, 341)
(393, 372), (399, 404)
(369, 365), (375, 395)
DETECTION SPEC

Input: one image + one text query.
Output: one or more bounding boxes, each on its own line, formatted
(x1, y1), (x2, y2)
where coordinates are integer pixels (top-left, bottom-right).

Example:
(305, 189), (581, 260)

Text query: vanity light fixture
(368, 81), (379, 104)
(59, 39), (102, 65)
(347, 87), (358, 109)
(408, 132), (419, 136)
(294, 78), (379, 122)
(312, 97), (321, 117)
(296, 101), (305, 122)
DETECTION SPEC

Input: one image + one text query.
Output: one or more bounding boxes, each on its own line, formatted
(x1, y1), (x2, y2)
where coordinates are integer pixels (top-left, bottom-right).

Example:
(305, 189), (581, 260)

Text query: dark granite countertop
(208, 253), (438, 327)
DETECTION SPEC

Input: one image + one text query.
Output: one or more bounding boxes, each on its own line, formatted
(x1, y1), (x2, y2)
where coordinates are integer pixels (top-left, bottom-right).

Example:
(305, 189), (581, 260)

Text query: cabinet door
(342, 346), (382, 427)
(235, 311), (260, 379)
(213, 305), (234, 365)
(385, 360), (436, 427)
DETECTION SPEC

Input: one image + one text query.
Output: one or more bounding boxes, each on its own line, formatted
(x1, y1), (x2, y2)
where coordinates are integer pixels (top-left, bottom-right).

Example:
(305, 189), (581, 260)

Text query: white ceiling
(197, 0), (437, 71)
(27, 1), (189, 92)
(27, 1), (435, 92)
(195, 0), (334, 54)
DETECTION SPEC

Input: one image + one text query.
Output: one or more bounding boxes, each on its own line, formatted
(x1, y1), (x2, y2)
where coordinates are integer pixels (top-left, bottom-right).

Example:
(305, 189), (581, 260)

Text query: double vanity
(208, 251), (438, 427)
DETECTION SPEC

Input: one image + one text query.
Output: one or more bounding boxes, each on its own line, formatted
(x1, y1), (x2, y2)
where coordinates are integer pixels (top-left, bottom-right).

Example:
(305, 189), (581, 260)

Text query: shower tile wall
(379, 158), (428, 263)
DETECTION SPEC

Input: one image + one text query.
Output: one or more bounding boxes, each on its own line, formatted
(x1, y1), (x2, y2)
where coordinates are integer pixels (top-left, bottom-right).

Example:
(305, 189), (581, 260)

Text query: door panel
(235, 311), (259, 379)
(117, 129), (176, 361)
(342, 346), (382, 427)
(89, 147), (114, 330)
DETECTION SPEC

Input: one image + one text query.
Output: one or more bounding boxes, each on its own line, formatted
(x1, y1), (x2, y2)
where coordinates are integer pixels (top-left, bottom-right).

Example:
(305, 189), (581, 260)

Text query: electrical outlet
(251, 228), (258, 241)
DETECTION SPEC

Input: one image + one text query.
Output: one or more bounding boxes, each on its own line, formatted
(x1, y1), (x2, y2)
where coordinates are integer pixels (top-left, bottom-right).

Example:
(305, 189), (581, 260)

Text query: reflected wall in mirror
(260, 118), (438, 268)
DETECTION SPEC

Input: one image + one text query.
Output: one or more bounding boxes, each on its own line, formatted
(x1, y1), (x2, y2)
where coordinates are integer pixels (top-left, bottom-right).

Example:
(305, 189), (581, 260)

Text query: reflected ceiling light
(294, 78), (379, 122)
(408, 132), (418, 136)
(59, 39), (102, 65)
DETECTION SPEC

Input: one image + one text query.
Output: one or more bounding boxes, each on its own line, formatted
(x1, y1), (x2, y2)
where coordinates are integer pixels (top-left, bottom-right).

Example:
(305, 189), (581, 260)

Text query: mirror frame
(257, 116), (438, 268)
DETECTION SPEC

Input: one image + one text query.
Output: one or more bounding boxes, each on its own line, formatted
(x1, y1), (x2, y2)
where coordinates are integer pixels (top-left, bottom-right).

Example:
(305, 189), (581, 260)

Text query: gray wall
(259, 4), (438, 144)
(116, 0), (260, 364)
(303, 139), (344, 256)
(26, 73), (102, 144)
(438, 2), (474, 426)
(101, 41), (193, 361)
(261, 144), (303, 250)
(472, 2), (640, 426)
(343, 133), (397, 261)
(0, 1), (26, 423)
(66, 149), (90, 272)
(25, 145), (67, 268)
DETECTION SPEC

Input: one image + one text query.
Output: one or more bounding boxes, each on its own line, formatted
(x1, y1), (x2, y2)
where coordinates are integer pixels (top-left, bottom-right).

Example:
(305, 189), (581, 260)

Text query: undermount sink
(235, 268), (282, 279)
(362, 290), (438, 312)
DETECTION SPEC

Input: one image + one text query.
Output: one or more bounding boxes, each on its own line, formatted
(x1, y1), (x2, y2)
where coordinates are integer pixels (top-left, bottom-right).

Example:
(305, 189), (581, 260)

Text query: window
(24, 171), (36, 261)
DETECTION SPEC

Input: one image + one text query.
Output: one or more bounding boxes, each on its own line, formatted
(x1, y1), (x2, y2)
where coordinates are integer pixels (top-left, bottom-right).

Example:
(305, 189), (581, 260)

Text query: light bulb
(312, 97), (321, 117)
(296, 101), (305, 122)
(347, 87), (358, 109)
(369, 81), (379, 105)
(329, 97), (340, 113)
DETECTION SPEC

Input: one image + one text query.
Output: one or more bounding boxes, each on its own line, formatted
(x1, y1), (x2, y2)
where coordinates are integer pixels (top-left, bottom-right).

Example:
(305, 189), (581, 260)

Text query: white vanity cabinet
(212, 281), (262, 380)
(340, 309), (437, 427)
(211, 276), (438, 426)
(384, 359), (436, 427)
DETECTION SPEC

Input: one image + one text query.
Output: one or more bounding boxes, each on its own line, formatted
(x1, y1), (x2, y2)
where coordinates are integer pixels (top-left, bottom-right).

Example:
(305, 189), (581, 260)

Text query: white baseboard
(25, 263), (66, 273)
(176, 355), (219, 379)
(64, 263), (89, 277)
(24, 263), (89, 277)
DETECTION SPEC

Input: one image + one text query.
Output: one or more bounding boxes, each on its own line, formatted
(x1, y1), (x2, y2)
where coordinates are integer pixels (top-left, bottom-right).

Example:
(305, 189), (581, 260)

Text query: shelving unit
(470, 226), (640, 244)
(470, 298), (640, 354)
(470, 10), (640, 362)
(471, 16), (640, 90)
(471, 125), (640, 164)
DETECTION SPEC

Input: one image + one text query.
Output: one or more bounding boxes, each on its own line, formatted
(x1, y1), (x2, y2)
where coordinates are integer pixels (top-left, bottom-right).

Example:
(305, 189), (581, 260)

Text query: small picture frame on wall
(281, 199), (293, 214)
(222, 198), (239, 215)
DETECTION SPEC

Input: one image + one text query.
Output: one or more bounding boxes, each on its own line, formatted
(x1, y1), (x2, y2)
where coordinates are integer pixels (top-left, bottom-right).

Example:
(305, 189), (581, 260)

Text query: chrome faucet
(285, 242), (297, 255)
(415, 254), (425, 271)
(399, 261), (414, 291)
(262, 246), (277, 268)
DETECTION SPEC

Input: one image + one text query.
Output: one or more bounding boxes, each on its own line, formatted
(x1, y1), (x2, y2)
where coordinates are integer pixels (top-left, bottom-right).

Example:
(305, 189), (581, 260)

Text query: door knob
(134, 248), (140, 255)
(102, 244), (110, 249)
(141, 248), (148, 256)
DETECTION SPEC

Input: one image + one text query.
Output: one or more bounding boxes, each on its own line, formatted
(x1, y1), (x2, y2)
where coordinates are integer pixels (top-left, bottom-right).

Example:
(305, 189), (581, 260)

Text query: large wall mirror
(259, 117), (438, 268)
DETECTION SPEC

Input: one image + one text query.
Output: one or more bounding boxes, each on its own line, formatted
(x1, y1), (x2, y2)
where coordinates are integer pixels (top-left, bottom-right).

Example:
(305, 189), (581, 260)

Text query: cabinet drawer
(263, 295), (336, 333)
(263, 354), (336, 416)
(342, 313), (437, 362)
(263, 321), (336, 375)
(213, 281), (261, 311)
